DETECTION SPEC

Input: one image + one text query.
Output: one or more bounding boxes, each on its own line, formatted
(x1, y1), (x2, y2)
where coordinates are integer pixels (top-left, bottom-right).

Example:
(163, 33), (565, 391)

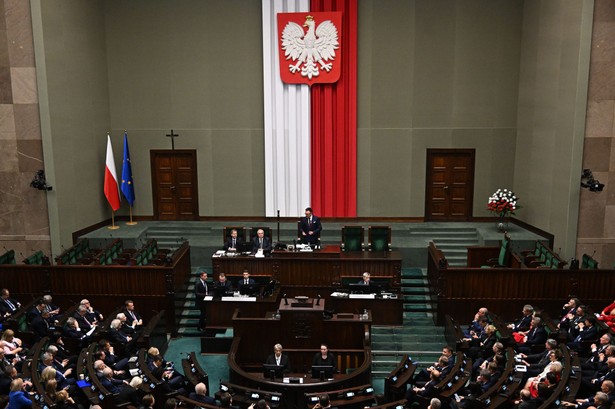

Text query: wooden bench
(384, 355), (416, 402)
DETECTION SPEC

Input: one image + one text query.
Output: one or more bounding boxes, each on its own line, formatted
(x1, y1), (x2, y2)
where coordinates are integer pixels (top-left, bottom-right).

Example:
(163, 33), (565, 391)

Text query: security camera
(580, 169), (604, 193)
(30, 170), (52, 191)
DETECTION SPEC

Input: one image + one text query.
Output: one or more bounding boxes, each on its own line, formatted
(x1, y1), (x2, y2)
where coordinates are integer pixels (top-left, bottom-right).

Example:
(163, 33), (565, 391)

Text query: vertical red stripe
(311, 0), (357, 217)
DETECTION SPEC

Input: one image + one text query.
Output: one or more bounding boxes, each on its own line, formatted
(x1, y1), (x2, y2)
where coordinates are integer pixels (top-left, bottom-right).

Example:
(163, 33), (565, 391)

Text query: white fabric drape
(262, 0), (311, 217)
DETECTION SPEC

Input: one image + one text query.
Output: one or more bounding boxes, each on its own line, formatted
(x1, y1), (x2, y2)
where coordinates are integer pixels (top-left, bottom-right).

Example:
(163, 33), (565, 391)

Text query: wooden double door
(151, 150), (199, 220)
(425, 149), (475, 221)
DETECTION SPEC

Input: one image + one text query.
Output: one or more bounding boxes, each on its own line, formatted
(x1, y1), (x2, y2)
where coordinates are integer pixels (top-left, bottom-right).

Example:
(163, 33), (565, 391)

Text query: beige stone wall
(0, 0), (50, 258)
(577, 0), (615, 267)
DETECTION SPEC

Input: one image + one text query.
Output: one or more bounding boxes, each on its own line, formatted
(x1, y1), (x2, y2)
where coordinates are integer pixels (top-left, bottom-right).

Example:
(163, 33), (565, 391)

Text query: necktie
(232, 238), (236, 248)
(276, 357), (280, 365)
(130, 311), (136, 321)
(245, 280), (248, 285)
(260, 239), (263, 249)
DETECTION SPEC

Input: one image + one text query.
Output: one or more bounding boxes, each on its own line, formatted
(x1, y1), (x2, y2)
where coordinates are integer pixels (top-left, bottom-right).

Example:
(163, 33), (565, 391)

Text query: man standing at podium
(300, 207), (322, 245)
(265, 344), (289, 373)
(312, 344), (337, 372)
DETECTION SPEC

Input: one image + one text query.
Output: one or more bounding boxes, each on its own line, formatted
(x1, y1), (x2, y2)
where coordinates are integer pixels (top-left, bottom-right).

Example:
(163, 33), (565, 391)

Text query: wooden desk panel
(212, 246), (402, 288)
(326, 296), (403, 325)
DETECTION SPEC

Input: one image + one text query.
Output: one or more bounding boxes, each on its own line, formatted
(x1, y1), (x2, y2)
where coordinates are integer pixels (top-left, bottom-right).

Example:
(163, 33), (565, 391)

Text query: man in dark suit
(0, 289), (20, 319)
(299, 207), (322, 245)
(237, 270), (256, 288)
(74, 305), (97, 333)
(517, 316), (548, 354)
(569, 316), (599, 352)
(223, 229), (244, 252)
(122, 299), (143, 330)
(252, 229), (272, 252)
(188, 382), (216, 405)
(508, 304), (534, 332)
(26, 299), (45, 325)
(582, 334), (613, 371)
(30, 310), (53, 341)
(195, 271), (209, 331)
(357, 272), (371, 285)
(265, 344), (290, 373)
(215, 273), (233, 292)
(406, 369), (440, 404)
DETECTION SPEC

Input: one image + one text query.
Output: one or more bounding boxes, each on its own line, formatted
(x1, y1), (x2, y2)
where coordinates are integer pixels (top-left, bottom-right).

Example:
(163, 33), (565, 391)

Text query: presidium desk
(210, 246), (403, 326)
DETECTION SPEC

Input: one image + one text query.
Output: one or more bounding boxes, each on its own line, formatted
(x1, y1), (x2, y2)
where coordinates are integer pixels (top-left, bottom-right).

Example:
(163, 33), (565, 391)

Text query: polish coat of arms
(277, 12), (342, 85)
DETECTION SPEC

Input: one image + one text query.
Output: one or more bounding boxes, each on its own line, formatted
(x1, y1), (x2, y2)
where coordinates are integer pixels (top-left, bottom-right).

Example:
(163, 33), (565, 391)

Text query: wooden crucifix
(166, 129), (179, 150)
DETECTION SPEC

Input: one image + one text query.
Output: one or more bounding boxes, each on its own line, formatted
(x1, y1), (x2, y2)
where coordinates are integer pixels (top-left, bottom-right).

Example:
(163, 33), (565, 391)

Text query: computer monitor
(311, 365), (334, 379)
(263, 364), (284, 380)
(212, 285), (232, 299)
(347, 283), (373, 294)
(239, 283), (261, 296)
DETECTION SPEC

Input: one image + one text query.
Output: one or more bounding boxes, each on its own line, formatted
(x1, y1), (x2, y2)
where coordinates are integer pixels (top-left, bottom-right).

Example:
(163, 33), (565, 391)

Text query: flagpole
(127, 206), (137, 225)
(108, 210), (120, 230)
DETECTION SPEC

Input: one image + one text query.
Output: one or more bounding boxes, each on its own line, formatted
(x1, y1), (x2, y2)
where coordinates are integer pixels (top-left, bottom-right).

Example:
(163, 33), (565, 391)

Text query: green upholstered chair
(23, 250), (47, 265)
(368, 226), (391, 251)
(341, 226), (364, 252)
(0, 249), (16, 265)
(581, 253), (599, 269)
(223, 226), (246, 243)
(482, 234), (511, 267)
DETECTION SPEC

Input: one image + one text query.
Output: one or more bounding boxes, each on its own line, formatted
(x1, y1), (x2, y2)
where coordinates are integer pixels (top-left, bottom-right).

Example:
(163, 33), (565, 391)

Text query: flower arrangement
(487, 189), (520, 218)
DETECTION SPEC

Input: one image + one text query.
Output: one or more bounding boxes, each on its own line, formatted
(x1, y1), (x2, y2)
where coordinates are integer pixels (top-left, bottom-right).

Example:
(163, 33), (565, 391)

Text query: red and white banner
(104, 135), (121, 211)
(277, 12), (342, 86)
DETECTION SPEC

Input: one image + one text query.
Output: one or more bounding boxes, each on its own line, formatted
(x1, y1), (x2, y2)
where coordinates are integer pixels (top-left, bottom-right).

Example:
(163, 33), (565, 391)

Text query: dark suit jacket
(188, 393), (216, 405)
(215, 280), (233, 292)
(0, 298), (20, 315)
(122, 308), (142, 328)
(265, 353), (290, 372)
(195, 278), (209, 308)
(30, 314), (52, 340)
(237, 278), (256, 287)
(109, 328), (130, 344)
(511, 315), (533, 332)
(524, 326), (547, 346)
(299, 216), (322, 244)
(223, 236), (244, 251)
(73, 313), (95, 332)
(574, 325), (598, 342)
(252, 236), (272, 252)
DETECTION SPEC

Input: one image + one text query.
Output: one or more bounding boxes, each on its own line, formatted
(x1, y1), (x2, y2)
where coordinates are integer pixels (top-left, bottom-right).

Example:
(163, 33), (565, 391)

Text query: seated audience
(122, 299), (143, 331)
(8, 378), (31, 409)
(463, 307), (491, 338)
(0, 289), (21, 319)
(508, 305), (534, 332)
(189, 382), (216, 405)
(515, 316), (548, 354)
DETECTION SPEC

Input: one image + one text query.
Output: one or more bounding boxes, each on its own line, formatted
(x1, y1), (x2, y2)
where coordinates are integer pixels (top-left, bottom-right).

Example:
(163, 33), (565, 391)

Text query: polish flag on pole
(104, 134), (121, 211)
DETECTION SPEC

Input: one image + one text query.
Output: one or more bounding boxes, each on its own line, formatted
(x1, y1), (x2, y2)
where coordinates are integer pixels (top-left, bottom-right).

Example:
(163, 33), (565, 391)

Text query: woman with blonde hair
(8, 378), (32, 409)
(41, 366), (57, 384)
(1, 330), (24, 358)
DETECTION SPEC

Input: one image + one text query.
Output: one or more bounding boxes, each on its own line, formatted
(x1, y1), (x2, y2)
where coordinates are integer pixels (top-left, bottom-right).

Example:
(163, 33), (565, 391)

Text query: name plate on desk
(349, 294), (376, 299)
(221, 296), (256, 302)
(204, 296), (214, 301)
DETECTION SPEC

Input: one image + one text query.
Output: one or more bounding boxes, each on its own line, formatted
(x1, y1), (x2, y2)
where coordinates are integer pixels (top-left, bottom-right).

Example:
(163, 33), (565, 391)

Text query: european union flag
(121, 132), (135, 206)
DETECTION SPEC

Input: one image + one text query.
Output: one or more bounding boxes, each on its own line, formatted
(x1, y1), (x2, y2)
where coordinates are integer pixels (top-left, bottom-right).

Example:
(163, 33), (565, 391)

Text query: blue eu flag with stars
(121, 132), (135, 206)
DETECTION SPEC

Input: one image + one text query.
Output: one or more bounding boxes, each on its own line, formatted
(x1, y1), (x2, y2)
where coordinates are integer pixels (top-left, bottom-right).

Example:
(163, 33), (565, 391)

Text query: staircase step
(401, 278), (429, 286)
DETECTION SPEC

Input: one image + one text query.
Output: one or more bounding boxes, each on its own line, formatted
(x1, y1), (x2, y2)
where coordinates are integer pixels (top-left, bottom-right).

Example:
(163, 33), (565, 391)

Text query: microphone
(316, 294), (321, 306)
(283, 294), (288, 306)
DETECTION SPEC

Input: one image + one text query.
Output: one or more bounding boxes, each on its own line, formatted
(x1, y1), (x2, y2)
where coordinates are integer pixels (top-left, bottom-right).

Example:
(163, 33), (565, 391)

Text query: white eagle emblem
(281, 15), (339, 80)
